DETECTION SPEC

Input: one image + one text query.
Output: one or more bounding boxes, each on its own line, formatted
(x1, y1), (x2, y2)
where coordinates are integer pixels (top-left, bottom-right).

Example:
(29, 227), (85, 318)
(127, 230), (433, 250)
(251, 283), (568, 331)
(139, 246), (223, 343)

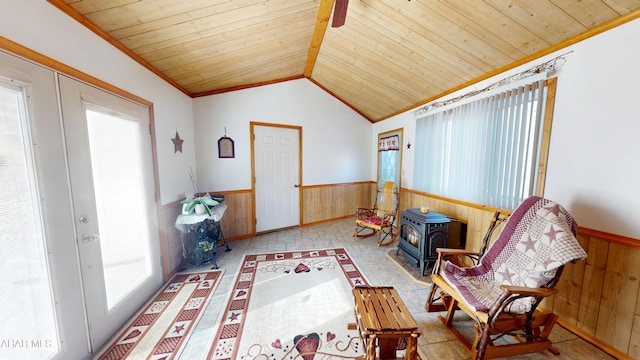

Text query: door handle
(81, 233), (100, 244)
(294, 184), (300, 188)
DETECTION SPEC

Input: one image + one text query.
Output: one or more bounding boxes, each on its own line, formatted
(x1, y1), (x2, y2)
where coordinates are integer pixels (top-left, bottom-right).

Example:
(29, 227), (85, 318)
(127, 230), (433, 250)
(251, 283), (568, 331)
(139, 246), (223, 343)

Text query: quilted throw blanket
(442, 196), (587, 314)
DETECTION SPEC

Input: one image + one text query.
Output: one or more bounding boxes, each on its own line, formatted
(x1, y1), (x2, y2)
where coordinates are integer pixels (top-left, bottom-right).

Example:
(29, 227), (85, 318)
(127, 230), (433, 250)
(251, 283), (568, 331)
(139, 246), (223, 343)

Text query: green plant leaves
(180, 196), (219, 216)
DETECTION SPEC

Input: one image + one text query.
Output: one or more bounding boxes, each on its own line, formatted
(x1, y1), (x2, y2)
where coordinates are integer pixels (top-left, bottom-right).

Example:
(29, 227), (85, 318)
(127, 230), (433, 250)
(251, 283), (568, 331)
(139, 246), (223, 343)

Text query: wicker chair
(353, 181), (399, 246)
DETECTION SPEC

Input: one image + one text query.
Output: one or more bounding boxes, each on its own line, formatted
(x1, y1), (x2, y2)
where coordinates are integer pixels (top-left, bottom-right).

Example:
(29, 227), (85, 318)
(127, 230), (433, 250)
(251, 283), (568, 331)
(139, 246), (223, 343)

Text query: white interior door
(58, 74), (162, 351)
(0, 50), (89, 359)
(253, 125), (301, 232)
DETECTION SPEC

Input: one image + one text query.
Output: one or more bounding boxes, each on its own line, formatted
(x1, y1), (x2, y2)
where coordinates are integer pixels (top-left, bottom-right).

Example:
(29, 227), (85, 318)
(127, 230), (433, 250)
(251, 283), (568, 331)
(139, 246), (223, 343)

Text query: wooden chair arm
(436, 248), (479, 256)
(498, 285), (557, 298)
(432, 248), (482, 273)
(439, 248), (482, 268)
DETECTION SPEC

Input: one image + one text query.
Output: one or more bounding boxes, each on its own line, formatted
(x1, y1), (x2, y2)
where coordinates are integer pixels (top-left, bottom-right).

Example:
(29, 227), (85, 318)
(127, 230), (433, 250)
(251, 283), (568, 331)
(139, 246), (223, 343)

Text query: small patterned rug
(94, 270), (223, 360)
(206, 248), (370, 360)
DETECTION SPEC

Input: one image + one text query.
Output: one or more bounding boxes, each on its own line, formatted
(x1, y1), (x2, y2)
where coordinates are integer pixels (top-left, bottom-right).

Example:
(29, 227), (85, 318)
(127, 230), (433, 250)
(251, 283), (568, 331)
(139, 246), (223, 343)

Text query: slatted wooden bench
(352, 286), (420, 360)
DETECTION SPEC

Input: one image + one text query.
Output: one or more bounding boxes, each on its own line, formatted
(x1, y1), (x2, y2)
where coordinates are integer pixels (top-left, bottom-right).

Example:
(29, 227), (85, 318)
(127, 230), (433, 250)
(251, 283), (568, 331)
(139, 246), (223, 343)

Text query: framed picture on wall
(218, 136), (235, 158)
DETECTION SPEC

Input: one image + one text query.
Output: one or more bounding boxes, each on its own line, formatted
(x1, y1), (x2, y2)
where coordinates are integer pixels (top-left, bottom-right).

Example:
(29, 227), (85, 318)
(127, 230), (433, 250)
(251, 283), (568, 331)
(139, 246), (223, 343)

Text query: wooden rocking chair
(425, 196), (587, 360)
(354, 181), (399, 246)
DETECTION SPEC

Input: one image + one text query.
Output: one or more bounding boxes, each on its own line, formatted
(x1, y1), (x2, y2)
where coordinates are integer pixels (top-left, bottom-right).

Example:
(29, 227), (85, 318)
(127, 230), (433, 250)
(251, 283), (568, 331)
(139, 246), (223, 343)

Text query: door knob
(81, 233), (100, 244)
(294, 184), (300, 188)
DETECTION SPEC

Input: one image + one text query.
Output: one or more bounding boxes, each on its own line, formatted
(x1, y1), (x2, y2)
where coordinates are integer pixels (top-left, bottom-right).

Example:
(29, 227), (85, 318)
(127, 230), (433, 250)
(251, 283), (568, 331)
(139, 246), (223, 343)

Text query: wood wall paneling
(550, 235), (587, 324)
(160, 190), (254, 279)
(576, 236), (610, 335)
(630, 311), (640, 358)
(595, 243), (640, 353)
(302, 182), (374, 225)
(216, 190), (253, 240)
(159, 201), (185, 281)
(399, 189), (507, 251)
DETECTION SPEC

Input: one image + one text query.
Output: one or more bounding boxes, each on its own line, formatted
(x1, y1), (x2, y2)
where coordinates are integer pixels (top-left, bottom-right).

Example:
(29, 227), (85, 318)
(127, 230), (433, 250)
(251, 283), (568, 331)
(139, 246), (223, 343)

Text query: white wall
(547, 21), (640, 239)
(193, 78), (372, 191)
(376, 18), (640, 239)
(0, 0), (195, 205)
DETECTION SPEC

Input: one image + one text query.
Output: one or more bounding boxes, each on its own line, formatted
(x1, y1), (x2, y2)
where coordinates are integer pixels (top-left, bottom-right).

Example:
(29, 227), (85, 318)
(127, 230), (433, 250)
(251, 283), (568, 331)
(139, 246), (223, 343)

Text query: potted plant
(181, 195), (219, 216)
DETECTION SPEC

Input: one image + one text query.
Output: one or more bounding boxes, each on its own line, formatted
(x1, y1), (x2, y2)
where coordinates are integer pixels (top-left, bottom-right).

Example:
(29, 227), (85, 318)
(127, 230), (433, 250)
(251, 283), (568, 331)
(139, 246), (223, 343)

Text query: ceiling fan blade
(332, 0), (349, 27)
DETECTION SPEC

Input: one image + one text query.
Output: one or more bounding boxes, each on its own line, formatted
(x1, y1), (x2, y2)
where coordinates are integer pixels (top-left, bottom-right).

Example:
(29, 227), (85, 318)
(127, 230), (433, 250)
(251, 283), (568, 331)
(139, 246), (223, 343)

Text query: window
(377, 129), (402, 188)
(85, 105), (152, 310)
(0, 81), (59, 359)
(413, 79), (553, 209)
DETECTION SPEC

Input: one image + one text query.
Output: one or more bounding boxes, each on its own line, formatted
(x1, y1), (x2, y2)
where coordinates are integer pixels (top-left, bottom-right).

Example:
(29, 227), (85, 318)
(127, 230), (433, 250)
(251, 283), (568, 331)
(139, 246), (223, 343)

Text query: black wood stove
(396, 208), (450, 276)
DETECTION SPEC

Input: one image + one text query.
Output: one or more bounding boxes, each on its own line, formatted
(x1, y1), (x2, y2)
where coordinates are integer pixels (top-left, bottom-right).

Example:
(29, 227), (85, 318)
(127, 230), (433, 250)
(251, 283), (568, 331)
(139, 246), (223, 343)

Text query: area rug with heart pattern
(207, 248), (371, 360)
(95, 270), (223, 360)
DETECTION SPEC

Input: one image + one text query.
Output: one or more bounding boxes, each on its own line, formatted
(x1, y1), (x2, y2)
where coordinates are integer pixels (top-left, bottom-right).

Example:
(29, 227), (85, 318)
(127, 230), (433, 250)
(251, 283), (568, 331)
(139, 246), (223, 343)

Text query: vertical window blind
(0, 81), (59, 358)
(413, 80), (546, 209)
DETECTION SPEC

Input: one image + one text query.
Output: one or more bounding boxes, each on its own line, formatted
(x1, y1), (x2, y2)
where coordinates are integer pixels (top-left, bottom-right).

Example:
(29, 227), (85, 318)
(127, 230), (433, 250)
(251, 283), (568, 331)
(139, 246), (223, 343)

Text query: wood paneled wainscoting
(401, 188), (640, 359)
(159, 183), (375, 278)
(302, 182), (375, 225)
(158, 200), (184, 281)
(158, 190), (253, 279)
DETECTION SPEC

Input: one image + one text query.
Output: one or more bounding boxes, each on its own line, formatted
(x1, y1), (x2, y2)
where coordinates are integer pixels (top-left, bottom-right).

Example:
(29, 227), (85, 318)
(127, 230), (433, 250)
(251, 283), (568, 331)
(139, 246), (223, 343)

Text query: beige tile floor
(178, 218), (615, 360)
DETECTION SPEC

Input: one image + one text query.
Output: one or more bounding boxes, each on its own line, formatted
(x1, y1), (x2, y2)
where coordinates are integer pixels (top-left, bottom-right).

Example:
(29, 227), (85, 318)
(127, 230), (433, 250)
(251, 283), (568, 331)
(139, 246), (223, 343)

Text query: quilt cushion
(441, 196), (587, 314)
(362, 215), (383, 226)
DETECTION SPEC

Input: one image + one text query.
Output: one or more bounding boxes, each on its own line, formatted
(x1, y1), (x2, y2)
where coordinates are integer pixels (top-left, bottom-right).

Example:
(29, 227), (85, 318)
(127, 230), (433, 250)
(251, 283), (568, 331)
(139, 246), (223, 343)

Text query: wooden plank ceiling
(50, 0), (640, 122)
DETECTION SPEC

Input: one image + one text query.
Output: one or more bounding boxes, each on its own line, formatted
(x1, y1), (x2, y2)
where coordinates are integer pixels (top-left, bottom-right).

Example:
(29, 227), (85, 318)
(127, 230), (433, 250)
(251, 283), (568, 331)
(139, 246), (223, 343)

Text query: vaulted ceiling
(49, 0), (640, 122)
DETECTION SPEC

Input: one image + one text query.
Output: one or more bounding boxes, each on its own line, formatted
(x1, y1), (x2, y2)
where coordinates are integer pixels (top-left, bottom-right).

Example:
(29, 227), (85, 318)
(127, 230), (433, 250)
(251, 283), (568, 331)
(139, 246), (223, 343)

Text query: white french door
(253, 124), (301, 232)
(0, 49), (162, 359)
(58, 74), (162, 351)
(0, 50), (88, 359)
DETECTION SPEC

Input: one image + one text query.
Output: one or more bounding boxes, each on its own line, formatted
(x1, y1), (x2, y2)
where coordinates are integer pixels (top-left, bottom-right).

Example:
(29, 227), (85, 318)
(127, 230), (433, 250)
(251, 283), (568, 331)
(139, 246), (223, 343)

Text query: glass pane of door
(85, 106), (152, 310)
(379, 150), (399, 183)
(377, 129), (403, 189)
(0, 82), (59, 359)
